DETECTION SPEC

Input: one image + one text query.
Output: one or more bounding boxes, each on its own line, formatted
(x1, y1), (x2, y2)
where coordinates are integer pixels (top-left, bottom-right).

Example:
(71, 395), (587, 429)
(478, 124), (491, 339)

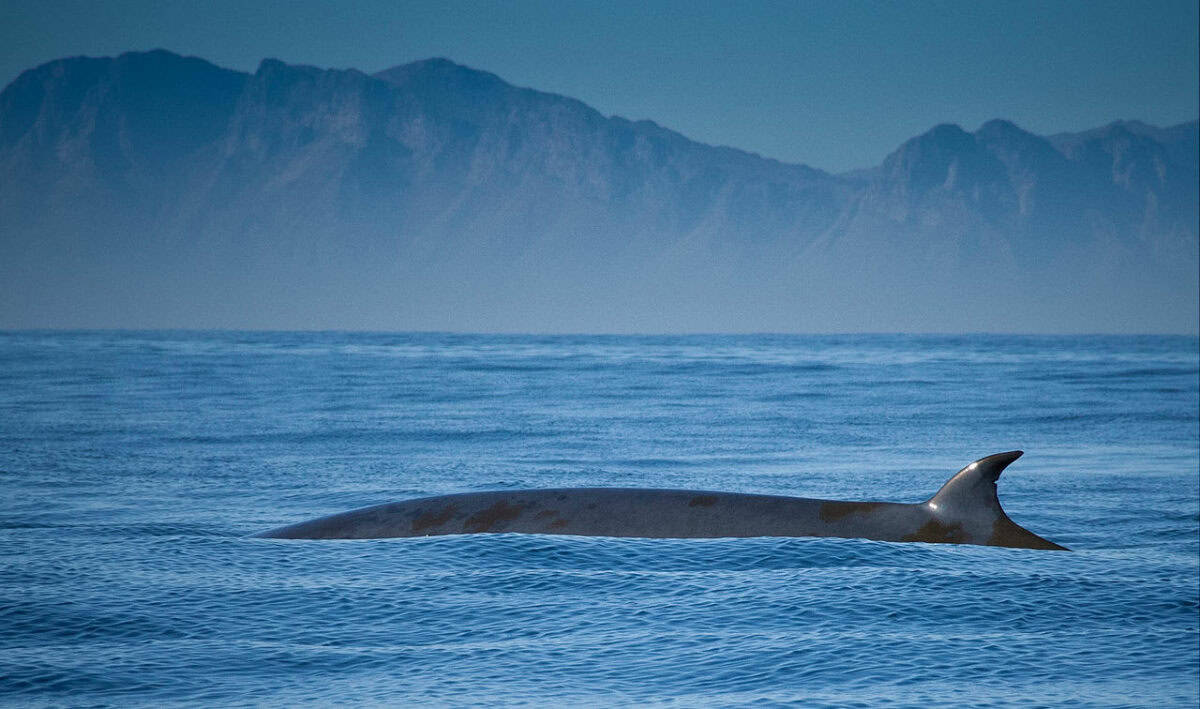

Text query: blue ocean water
(0, 331), (1196, 707)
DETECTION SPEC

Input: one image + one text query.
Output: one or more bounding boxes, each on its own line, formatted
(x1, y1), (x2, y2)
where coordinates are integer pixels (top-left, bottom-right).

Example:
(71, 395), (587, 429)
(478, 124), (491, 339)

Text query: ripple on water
(0, 332), (1196, 707)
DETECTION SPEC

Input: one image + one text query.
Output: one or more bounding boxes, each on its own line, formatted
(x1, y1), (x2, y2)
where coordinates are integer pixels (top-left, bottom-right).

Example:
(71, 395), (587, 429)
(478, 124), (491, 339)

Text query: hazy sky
(1, 0), (1197, 172)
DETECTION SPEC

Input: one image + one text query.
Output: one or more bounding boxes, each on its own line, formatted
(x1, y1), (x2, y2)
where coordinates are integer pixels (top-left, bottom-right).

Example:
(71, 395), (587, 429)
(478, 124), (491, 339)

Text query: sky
(1, 0), (1196, 173)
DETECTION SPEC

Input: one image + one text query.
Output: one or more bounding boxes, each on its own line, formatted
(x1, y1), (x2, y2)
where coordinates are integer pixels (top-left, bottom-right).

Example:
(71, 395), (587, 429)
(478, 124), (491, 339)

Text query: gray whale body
(256, 451), (1068, 550)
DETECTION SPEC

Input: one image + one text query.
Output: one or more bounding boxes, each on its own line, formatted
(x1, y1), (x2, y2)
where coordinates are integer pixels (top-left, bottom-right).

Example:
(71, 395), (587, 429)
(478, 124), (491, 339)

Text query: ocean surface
(0, 331), (1196, 707)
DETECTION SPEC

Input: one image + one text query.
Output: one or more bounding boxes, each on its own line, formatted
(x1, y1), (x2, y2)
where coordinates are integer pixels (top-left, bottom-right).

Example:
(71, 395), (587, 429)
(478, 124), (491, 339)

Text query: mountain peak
(923, 122), (972, 142)
(882, 122), (983, 183)
(253, 57), (339, 79)
(973, 119), (1057, 161)
(256, 57), (289, 73)
(976, 119), (1030, 138)
(374, 57), (509, 93)
(382, 57), (469, 73)
(116, 48), (186, 63)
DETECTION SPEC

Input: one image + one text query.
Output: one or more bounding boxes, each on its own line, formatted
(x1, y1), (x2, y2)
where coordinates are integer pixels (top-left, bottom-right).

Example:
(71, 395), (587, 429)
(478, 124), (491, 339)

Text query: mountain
(1, 50), (1195, 332)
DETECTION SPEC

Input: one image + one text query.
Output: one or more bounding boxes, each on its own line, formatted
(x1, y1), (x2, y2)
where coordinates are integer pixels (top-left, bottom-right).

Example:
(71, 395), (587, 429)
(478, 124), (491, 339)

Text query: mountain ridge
(1, 50), (1196, 333)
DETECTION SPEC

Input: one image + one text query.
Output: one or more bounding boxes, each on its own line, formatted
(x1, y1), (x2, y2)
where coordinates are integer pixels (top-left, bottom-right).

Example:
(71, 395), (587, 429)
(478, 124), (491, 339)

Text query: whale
(256, 451), (1068, 550)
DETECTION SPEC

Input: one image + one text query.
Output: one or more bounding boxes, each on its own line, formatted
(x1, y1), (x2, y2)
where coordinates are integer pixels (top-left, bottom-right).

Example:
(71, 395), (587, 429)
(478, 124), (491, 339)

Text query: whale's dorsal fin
(926, 450), (1022, 516)
(926, 451), (1068, 551)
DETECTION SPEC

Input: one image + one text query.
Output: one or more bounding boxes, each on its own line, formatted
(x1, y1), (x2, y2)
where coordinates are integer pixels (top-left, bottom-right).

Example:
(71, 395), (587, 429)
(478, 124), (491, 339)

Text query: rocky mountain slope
(1, 50), (1195, 332)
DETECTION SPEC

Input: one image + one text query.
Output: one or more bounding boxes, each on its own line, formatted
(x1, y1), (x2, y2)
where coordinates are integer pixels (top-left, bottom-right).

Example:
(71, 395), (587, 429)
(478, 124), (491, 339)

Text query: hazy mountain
(1, 50), (1195, 332)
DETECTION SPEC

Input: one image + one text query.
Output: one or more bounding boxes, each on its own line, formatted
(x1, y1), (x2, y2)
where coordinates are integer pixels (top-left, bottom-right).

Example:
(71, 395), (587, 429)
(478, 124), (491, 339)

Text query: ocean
(0, 331), (1196, 707)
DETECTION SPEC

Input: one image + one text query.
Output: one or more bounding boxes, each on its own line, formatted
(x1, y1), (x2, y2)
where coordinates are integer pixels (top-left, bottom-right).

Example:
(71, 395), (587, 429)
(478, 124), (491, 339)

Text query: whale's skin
(256, 451), (1068, 550)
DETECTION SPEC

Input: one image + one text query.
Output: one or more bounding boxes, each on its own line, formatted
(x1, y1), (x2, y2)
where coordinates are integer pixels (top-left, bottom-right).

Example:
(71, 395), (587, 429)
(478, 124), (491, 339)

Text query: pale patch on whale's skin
(255, 452), (1069, 551)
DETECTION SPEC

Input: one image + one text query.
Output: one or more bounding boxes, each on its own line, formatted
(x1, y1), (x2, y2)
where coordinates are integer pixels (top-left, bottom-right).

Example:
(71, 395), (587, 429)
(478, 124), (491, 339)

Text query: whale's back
(257, 453), (1067, 550)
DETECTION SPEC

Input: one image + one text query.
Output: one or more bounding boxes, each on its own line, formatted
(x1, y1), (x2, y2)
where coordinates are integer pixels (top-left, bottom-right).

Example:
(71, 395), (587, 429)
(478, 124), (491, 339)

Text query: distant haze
(0, 51), (1197, 333)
